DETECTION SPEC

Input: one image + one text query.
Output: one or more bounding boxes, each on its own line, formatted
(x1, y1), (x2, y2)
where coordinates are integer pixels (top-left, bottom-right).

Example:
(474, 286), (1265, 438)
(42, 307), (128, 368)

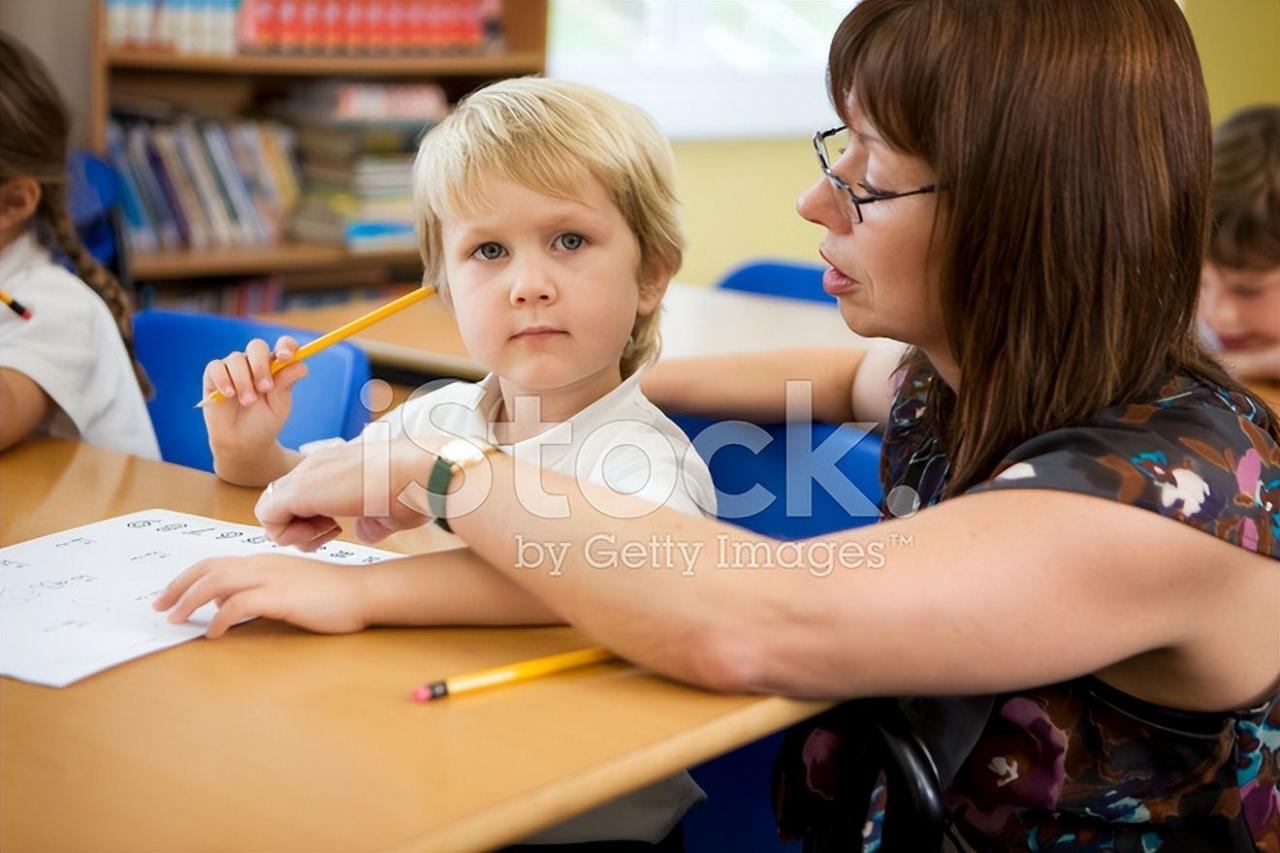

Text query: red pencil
(0, 289), (32, 321)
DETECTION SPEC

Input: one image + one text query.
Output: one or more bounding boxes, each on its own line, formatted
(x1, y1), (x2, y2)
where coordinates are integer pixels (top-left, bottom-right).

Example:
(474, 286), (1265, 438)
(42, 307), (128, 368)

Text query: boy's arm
(156, 547), (562, 638)
(359, 547), (562, 626)
(642, 344), (903, 426)
(212, 442), (301, 487)
(0, 367), (50, 451)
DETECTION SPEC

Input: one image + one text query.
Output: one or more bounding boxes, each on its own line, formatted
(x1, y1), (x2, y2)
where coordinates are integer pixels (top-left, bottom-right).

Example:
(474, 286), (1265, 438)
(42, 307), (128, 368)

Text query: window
(548, 0), (851, 139)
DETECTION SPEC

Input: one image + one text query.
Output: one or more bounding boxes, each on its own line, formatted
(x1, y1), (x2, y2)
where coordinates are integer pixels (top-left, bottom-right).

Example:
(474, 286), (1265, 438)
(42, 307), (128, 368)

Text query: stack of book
(105, 0), (504, 57)
(287, 81), (445, 253)
(106, 0), (241, 55)
(105, 118), (302, 255)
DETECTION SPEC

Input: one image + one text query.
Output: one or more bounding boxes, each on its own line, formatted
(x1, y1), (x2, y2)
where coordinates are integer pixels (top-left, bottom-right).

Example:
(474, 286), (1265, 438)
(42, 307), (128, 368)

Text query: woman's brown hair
(0, 31), (151, 396)
(829, 0), (1277, 496)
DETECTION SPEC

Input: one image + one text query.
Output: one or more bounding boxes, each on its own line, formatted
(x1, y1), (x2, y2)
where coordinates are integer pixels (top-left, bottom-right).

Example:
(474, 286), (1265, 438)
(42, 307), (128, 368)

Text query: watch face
(441, 438), (488, 466)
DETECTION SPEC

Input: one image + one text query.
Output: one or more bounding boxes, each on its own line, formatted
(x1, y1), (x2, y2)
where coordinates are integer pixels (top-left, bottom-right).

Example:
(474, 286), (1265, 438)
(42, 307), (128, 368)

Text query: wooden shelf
(131, 243), (421, 280)
(92, 0), (548, 295)
(105, 48), (545, 77)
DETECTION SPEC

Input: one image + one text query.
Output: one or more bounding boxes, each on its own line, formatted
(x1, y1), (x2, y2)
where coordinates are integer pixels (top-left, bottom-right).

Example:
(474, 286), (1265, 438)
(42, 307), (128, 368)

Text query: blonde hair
(0, 32), (151, 396)
(413, 77), (684, 377)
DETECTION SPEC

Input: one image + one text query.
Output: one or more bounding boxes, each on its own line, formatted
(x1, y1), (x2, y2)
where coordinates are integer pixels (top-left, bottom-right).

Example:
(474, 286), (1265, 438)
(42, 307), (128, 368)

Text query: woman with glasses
(254, 0), (1278, 849)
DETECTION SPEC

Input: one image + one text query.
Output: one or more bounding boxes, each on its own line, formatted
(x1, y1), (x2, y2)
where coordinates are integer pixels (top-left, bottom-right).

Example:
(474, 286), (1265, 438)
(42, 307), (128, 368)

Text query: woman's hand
(153, 553), (370, 638)
(254, 434), (440, 549)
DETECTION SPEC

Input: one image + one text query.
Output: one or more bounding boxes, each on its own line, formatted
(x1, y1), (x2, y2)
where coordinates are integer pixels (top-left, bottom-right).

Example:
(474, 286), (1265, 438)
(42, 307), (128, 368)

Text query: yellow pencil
(412, 647), (618, 703)
(196, 286), (436, 408)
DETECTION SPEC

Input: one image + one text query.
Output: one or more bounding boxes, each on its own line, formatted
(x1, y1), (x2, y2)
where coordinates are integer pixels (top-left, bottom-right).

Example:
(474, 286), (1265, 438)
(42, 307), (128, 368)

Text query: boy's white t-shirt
(382, 369), (717, 520)
(0, 232), (159, 460)
(376, 369), (717, 844)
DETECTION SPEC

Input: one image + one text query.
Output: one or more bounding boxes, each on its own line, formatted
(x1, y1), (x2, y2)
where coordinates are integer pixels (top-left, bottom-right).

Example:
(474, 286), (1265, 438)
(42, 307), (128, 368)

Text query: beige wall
(4, 0), (1276, 285)
(0, 0), (95, 147)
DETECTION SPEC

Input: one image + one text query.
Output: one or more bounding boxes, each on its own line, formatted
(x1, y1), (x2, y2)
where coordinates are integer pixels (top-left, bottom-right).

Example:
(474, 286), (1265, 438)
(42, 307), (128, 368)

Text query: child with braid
(0, 33), (158, 458)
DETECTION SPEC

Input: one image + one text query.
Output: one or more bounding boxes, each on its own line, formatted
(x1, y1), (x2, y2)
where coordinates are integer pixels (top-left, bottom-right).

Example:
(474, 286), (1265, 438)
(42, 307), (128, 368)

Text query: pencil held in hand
(196, 286), (437, 408)
(412, 647), (617, 703)
(0, 289), (32, 320)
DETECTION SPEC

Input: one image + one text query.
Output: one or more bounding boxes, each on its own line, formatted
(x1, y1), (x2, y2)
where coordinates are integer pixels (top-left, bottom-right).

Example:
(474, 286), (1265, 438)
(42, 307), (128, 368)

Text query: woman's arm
(254, 428), (1276, 710)
(642, 344), (904, 425)
(0, 367), (50, 450)
(444, 461), (1276, 711)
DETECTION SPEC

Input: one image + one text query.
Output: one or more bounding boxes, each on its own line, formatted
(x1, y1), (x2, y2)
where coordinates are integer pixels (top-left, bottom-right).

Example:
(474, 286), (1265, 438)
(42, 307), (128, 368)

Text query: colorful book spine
(109, 117), (303, 257)
(127, 125), (185, 250)
(151, 126), (214, 250)
(172, 121), (236, 246)
(203, 123), (266, 244)
(110, 0), (501, 55)
(104, 121), (159, 255)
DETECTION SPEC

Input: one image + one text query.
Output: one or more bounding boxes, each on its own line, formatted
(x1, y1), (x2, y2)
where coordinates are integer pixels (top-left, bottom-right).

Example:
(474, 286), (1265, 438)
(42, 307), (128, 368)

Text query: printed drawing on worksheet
(0, 509), (395, 688)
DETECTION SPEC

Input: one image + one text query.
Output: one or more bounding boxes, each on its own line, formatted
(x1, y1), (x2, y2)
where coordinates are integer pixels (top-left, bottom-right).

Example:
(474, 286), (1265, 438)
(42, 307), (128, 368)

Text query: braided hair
(0, 31), (151, 396)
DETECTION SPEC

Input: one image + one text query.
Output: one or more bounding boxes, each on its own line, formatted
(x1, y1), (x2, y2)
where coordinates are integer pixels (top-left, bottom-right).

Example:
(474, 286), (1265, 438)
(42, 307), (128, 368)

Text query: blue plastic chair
(674, 416), (883, 539)
(717, 259), (836, 306)
(68, 150), (123, 275)
(670, 416), (882, 852)
(133, 310), (371, 472)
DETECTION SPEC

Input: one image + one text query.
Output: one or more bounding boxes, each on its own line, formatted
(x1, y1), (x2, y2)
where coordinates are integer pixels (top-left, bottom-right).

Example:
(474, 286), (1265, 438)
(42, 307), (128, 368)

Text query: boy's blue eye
(473, 242), (506, 260)
(556, 233), (586, 251)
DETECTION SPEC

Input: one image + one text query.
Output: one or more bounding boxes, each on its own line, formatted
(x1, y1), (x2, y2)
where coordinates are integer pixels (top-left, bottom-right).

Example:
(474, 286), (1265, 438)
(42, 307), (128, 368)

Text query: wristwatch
(426, 437), (501, 533)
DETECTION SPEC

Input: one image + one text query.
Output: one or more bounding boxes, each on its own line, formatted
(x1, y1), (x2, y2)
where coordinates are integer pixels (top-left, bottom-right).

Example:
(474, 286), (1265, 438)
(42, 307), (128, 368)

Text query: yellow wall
(673, 0), (1280, 287)
(671, 139), (824, 287)
(1183, 0), (1280, 124)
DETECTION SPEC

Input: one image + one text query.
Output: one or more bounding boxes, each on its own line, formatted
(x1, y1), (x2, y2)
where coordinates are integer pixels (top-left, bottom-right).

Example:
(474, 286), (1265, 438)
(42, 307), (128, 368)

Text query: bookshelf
(90, 0), (548, 287)
(104, 48), (545, 77)
(131, 242), (420, 280)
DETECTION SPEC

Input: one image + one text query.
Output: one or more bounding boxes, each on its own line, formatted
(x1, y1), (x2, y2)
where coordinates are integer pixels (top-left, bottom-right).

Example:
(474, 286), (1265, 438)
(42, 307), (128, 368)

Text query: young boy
(1199, 104), (1280, 383)
(156, 78), (715, 846)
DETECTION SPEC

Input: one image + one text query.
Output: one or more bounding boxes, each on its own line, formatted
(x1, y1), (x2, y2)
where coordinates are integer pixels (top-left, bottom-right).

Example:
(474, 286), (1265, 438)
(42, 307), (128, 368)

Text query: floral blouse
(774, 367), (1280, 851)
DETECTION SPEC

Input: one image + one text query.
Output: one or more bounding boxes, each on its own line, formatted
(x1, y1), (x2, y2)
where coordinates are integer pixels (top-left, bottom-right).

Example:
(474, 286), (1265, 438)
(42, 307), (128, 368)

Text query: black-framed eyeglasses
(813, 126), (936, 224)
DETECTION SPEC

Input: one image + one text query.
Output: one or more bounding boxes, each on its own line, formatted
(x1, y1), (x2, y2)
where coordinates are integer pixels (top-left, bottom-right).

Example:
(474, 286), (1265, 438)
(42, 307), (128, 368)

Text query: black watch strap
(426, 456), (459, 533)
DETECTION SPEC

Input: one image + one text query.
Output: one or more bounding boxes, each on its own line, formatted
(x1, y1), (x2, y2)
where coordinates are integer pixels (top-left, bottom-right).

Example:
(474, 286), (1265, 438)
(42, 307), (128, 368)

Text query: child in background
(1200, 104), (1280, 383)
(0, 33), (159, 458)
(157, 78), (715, 847)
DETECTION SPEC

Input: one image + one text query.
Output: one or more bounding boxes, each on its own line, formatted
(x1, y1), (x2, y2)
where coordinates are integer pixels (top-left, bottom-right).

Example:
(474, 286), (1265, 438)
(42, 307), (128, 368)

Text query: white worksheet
(0, 509), (397, 687)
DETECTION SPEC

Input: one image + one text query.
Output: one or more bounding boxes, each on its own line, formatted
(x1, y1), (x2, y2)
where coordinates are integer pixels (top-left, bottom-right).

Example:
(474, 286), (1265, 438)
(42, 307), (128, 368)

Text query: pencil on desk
(196, 286), (437, 408)
(0, 289), (32, 321)
(412, 647), (617, 703)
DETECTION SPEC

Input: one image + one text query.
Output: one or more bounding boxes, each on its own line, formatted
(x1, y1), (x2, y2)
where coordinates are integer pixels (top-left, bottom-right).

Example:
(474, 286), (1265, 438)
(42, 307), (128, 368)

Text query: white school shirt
(0, 232), (159, 460)
(377, 369), (716, 844)
(382, 368), (717, 520)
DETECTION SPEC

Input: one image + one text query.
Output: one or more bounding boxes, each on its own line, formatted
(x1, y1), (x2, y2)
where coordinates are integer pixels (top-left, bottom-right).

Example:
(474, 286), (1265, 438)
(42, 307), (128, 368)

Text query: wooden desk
(1250, 380), (1280, 412)
(0, 439), (828, 852)
(259, 283), (873, 379)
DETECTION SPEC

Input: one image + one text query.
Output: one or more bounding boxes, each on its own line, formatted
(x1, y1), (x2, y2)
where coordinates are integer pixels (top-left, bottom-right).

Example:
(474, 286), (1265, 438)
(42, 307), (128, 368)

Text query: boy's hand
(203, 336), (309, 465)
(154, 553), (368, 638)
